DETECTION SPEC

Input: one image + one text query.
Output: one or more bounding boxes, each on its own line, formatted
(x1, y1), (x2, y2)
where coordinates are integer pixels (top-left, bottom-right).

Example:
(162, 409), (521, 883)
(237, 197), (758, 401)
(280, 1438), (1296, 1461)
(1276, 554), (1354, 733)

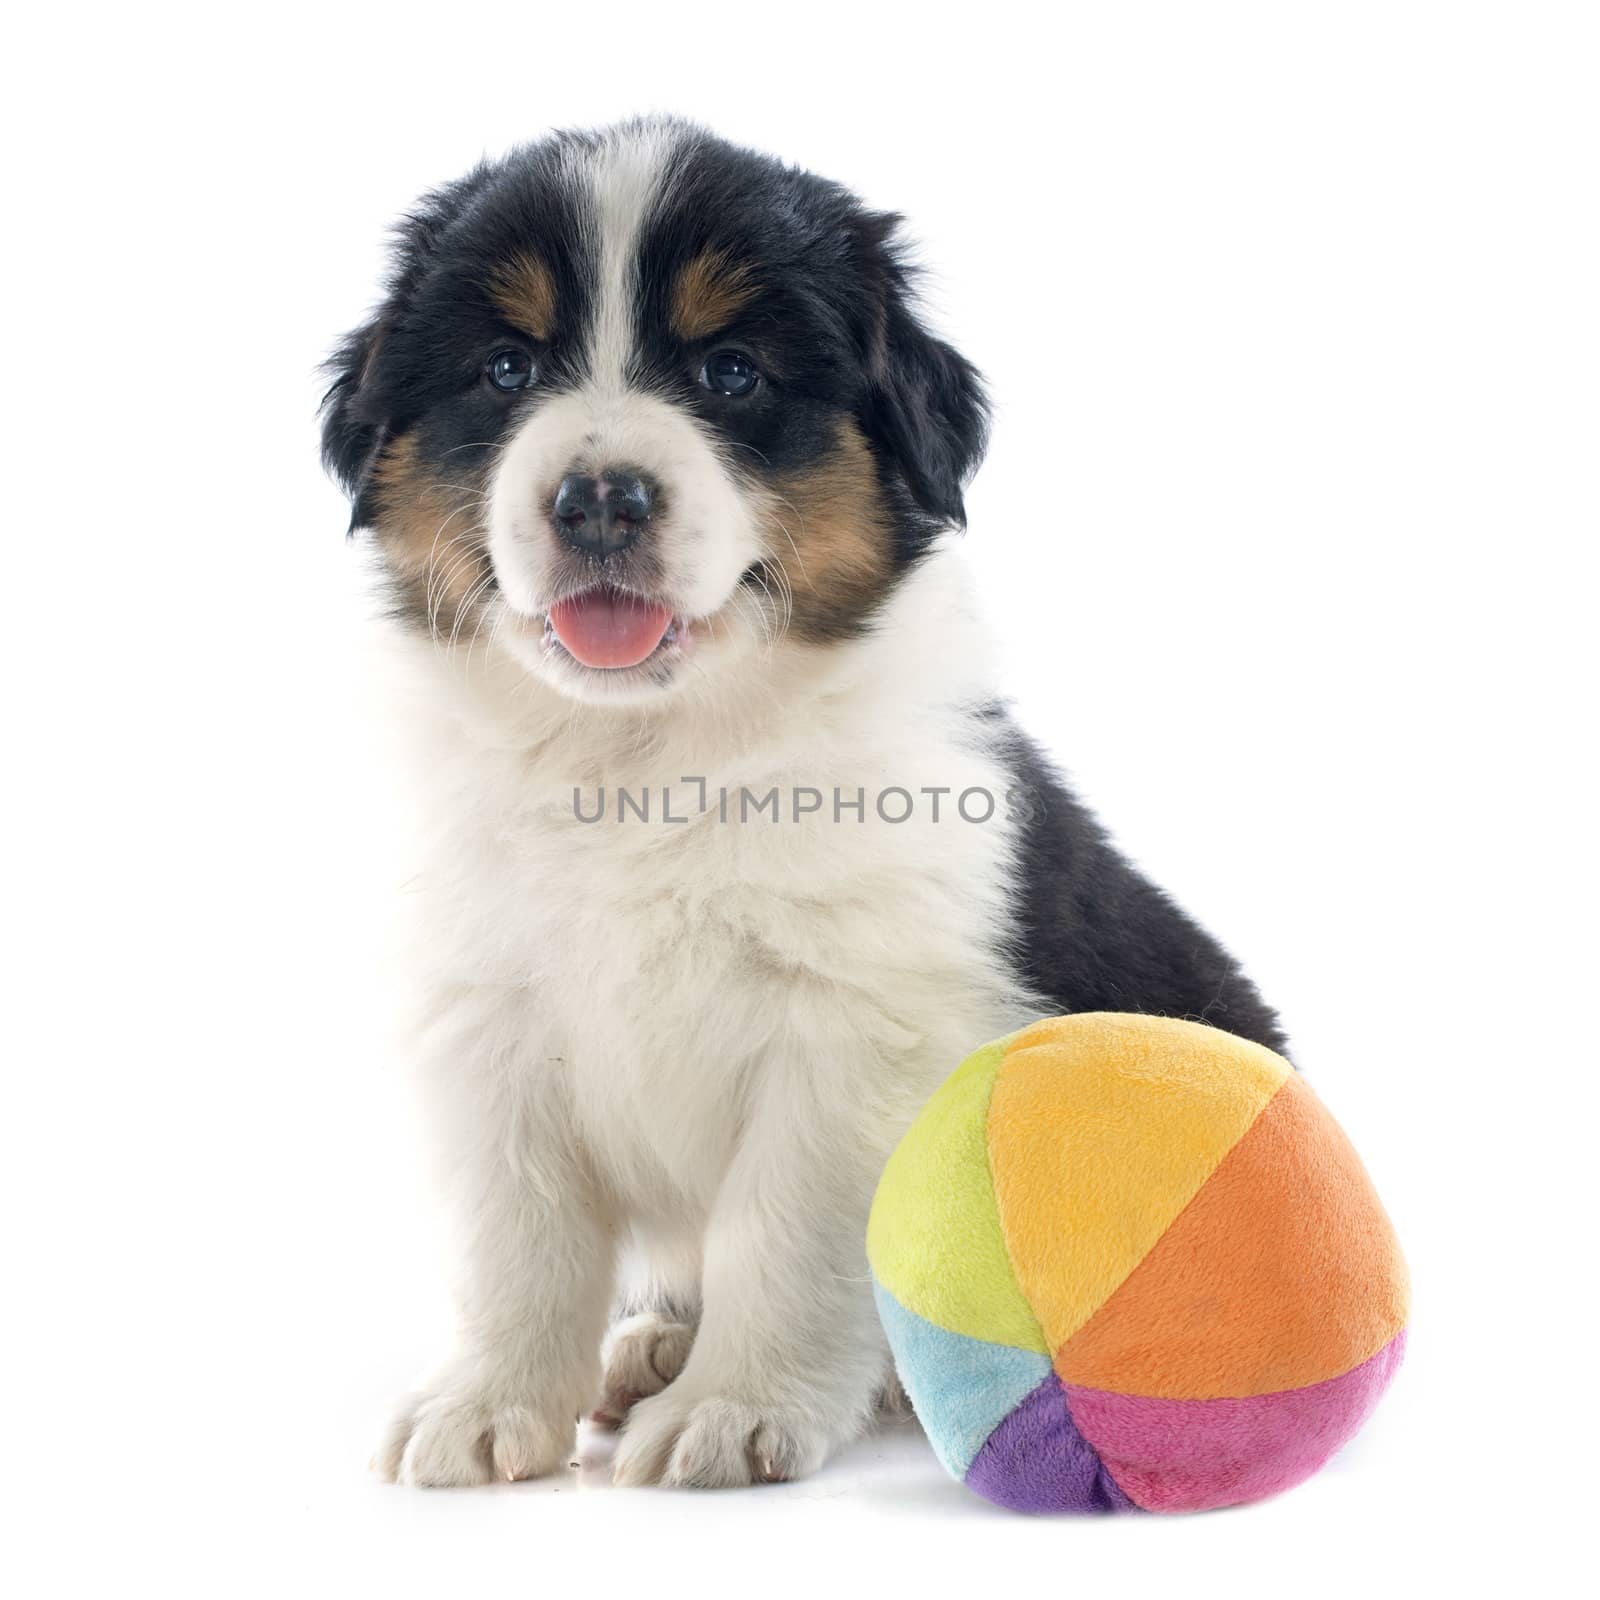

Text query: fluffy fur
(323, 118), (1283, 1491)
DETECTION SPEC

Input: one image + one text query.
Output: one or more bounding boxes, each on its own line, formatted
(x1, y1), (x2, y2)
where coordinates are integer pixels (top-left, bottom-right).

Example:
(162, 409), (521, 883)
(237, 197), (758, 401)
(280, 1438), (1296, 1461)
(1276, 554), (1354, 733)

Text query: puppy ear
(319, 317), (390, 534)
(319, 165), (492, 533)
(854, 216), (990, 528)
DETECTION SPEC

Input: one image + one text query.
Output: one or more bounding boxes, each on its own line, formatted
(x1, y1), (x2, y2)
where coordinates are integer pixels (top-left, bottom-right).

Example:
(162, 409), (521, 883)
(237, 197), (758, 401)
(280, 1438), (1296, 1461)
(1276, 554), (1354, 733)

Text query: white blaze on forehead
(574, 122), (681, 392)
(486, 121), (765, 643)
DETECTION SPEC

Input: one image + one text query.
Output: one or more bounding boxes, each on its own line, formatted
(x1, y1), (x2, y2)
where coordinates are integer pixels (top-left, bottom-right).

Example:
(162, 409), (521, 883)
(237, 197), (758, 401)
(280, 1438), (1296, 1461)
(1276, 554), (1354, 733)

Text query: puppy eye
(700, 350), (760, 398)
(486, 349), (535, 391)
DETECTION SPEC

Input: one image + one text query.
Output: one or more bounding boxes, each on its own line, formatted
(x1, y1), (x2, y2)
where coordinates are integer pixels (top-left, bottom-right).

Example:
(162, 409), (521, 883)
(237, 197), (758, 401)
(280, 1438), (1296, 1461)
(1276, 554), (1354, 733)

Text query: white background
(5, 3), (1596, 1595)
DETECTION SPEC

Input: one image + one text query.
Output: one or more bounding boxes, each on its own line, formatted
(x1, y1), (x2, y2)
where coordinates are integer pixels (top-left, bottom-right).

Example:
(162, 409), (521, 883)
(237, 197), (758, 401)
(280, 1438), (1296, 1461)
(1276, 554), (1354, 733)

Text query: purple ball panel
(964, 1372), (1136, 1514)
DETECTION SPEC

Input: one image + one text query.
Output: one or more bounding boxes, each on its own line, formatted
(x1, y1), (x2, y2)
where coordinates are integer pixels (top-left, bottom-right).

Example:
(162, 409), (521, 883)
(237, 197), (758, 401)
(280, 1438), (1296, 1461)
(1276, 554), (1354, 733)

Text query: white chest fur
(382, 549), (1035, 1223)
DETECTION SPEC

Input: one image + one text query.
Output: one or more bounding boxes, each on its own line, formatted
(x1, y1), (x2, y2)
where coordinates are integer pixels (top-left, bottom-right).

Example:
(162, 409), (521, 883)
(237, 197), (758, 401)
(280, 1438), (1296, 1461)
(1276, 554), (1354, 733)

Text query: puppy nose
(551, 469), (655, 560)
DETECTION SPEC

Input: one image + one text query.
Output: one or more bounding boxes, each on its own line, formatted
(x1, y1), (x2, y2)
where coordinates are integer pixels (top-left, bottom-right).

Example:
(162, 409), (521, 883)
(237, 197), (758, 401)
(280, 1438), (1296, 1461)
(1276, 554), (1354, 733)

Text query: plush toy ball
(867, 1013), (1408, 1514)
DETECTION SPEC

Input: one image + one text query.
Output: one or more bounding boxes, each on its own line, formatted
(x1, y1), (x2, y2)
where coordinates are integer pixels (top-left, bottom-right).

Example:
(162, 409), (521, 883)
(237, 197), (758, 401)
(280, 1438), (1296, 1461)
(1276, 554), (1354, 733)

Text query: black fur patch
(981, 707), (1289, 1055)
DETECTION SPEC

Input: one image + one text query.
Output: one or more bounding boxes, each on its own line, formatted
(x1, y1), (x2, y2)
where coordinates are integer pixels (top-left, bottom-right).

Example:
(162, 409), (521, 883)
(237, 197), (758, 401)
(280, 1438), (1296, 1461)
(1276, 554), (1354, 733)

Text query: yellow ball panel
(867, 1037), (1048, 1353)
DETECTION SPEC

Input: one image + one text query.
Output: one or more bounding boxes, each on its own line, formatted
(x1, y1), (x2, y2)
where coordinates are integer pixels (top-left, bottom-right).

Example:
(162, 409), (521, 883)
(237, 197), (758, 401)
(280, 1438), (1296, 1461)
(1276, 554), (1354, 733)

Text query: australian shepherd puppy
(322, 118), (1284, 1490)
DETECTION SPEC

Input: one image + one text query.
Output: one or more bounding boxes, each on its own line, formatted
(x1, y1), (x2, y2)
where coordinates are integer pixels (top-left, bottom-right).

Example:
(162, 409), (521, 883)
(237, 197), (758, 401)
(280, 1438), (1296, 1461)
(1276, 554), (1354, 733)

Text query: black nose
(551, 470), (656, 560)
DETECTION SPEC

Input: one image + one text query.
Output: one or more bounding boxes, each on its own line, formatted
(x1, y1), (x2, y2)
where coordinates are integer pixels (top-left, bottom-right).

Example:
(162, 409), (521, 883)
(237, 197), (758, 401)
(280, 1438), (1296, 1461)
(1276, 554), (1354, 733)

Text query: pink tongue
(548, 588), (674, 669)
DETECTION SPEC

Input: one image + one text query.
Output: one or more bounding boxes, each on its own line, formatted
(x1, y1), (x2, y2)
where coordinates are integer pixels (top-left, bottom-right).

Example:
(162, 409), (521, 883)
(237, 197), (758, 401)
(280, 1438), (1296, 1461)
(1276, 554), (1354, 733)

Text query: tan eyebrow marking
(489, 253), (557, 342)
(671, 250), (759, 341)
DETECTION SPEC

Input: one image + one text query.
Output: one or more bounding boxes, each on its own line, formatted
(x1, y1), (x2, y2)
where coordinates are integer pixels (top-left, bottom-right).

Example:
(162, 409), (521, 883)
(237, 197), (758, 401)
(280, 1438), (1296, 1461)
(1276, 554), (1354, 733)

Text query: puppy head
(322, 120), (988, 705)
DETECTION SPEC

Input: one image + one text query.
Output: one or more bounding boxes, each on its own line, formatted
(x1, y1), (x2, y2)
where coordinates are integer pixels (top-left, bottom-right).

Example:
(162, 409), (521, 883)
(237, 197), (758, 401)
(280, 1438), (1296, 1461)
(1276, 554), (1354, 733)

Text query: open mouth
(543, 584), (684, 670)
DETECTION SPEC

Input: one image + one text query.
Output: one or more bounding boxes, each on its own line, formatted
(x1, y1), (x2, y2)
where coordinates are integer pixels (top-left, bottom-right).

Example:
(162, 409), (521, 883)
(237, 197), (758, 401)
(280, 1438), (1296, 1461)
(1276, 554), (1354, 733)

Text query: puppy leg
(378, 993), (615, 1487)
(613, 1040), (895, 1488)
(594, 1230), (700, 1427)
(594, 1311), (698, 1428)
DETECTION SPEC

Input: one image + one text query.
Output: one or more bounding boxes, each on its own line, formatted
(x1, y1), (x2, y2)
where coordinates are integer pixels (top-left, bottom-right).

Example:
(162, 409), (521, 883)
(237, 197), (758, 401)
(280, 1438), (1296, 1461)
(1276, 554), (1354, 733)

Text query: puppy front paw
(592, 1312), (696, 1428)
(612, 1387), (839, 1488)
(376, 1362), (575, 1487)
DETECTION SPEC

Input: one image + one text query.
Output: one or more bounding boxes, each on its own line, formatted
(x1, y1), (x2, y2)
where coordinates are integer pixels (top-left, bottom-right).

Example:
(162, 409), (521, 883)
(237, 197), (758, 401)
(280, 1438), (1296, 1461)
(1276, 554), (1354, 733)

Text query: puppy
(322, 118), (1284, 1490)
